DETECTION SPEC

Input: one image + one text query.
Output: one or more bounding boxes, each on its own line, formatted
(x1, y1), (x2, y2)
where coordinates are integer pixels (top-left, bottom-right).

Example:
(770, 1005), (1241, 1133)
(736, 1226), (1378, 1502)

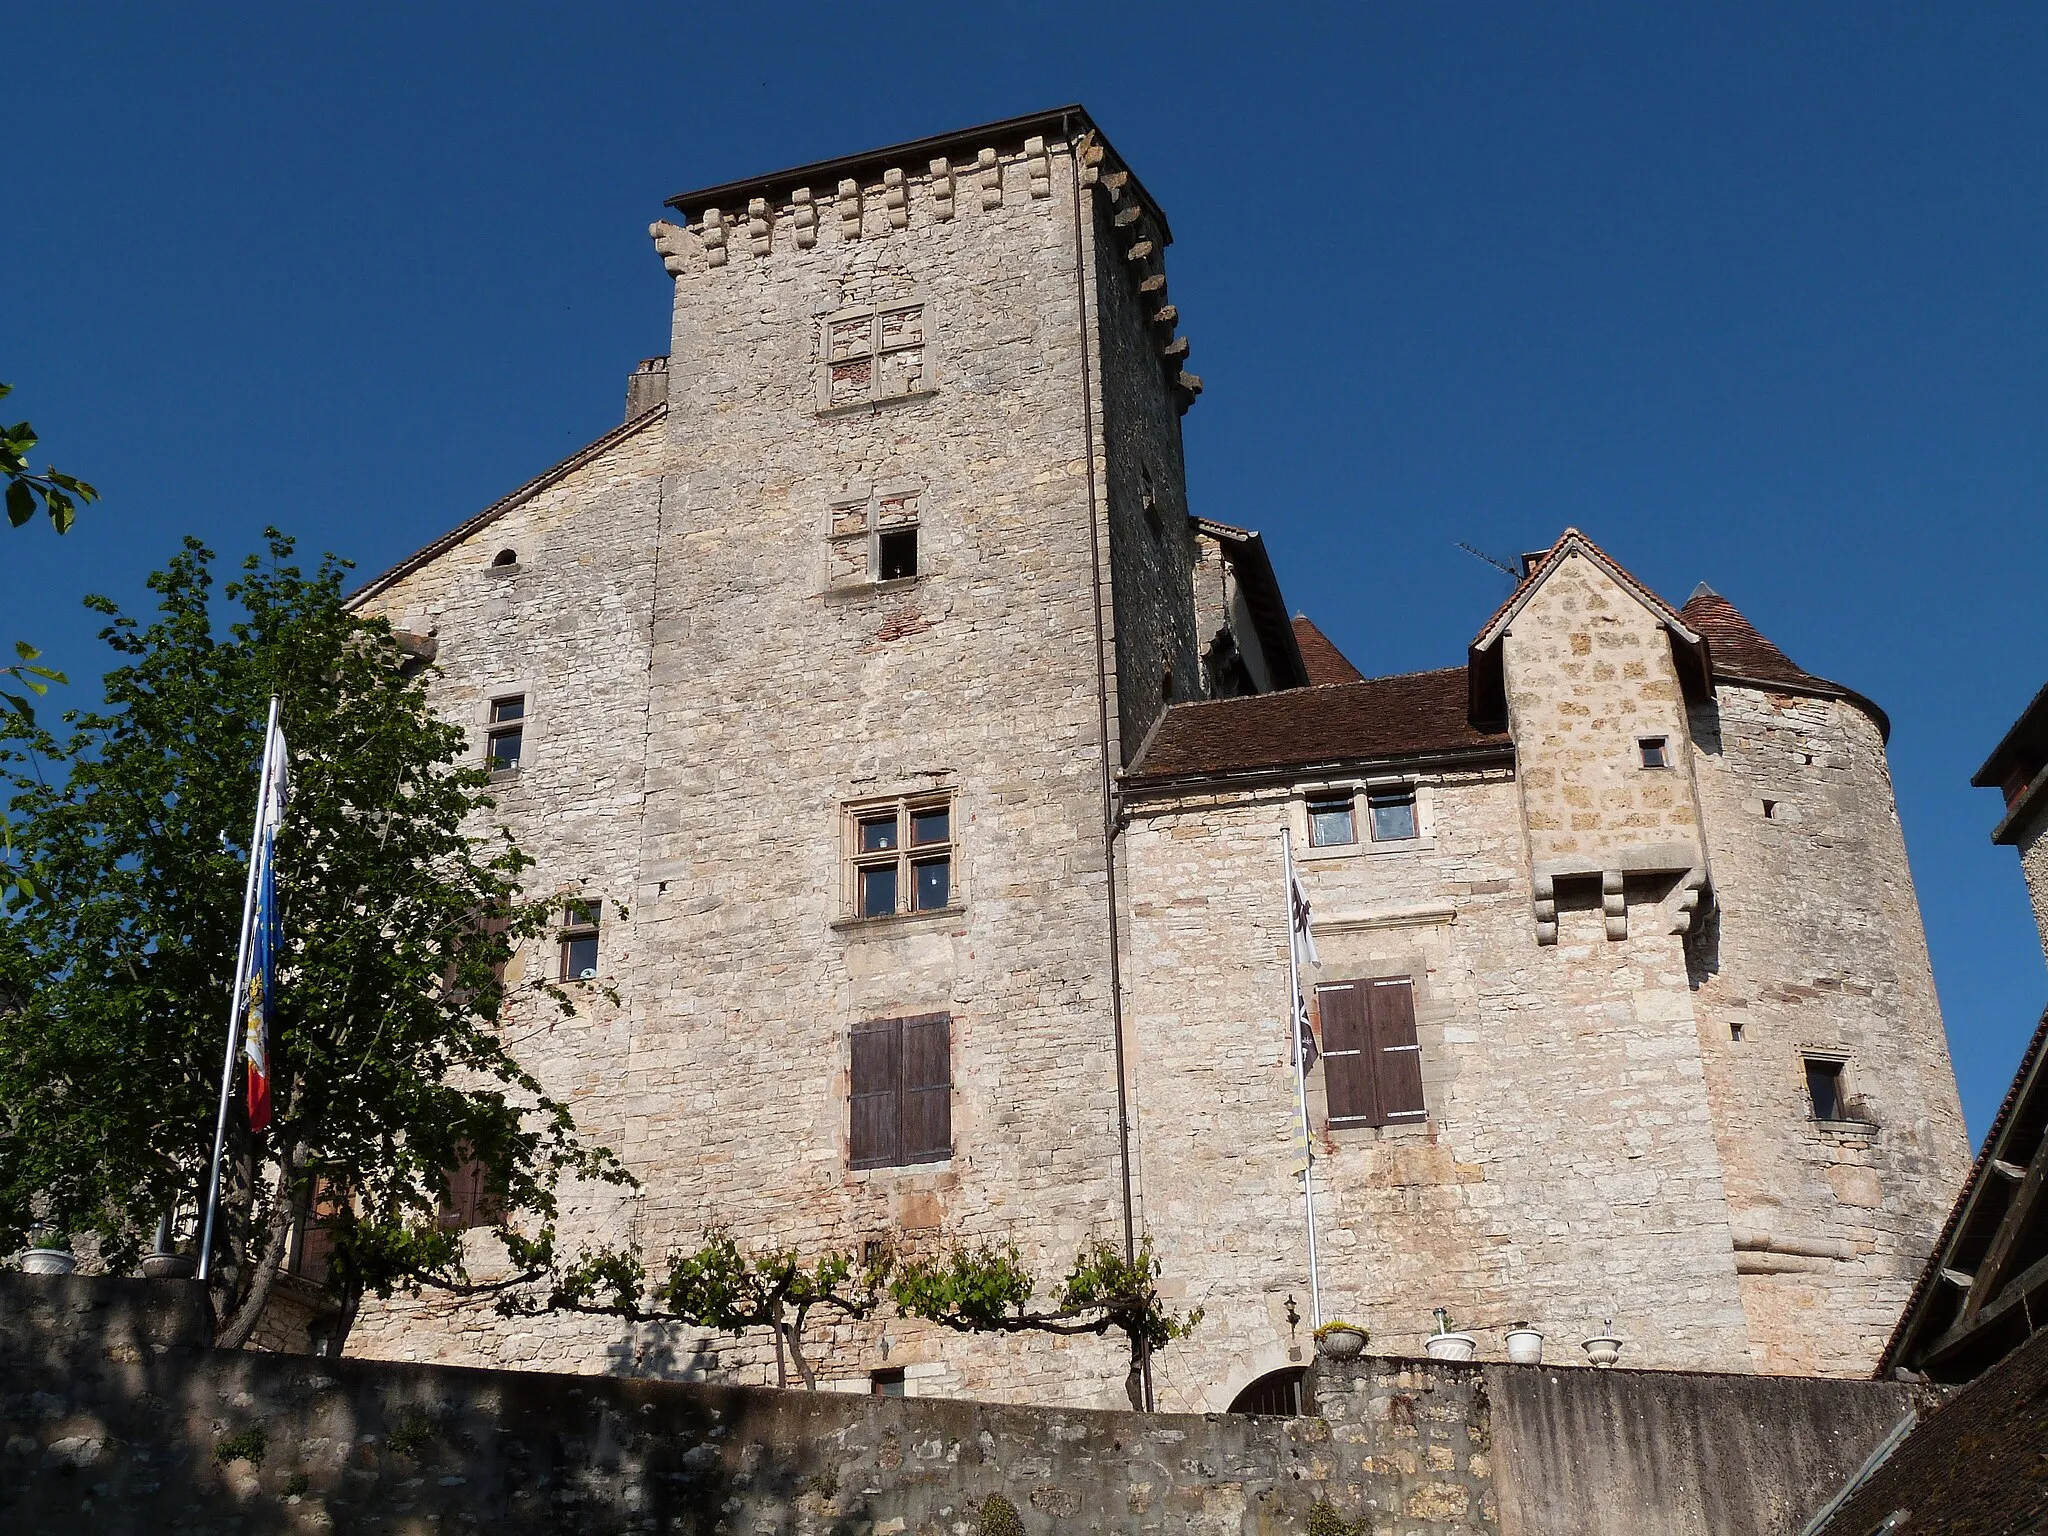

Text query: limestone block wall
(1122, 767), (1753, 1414)
(1687, 684), (1970, 1374)
(2018, 802), (2048, 964)
(1500, 551), (1706, 916)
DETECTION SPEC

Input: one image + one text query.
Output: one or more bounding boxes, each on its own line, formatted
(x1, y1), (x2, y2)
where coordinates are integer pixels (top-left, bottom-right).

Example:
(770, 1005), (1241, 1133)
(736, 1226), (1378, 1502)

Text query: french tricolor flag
(242, 717), (289, 1133)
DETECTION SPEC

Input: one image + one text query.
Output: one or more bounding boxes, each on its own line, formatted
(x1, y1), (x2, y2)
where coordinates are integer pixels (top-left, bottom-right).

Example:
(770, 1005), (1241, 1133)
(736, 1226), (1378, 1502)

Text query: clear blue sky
(4, 3), (2043, 1140)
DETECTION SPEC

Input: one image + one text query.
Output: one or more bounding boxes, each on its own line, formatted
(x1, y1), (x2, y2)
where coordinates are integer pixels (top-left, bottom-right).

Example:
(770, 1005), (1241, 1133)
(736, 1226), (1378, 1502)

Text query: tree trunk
(783, 1310), (818, 1391)
(1124, 1332), (1145, 1412)
(214, 1140), (305, 1349)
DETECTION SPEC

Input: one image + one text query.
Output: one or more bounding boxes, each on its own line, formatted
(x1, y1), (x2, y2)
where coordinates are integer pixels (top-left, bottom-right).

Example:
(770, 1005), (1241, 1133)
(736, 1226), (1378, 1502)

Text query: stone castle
(342, 107), (1970, 1410)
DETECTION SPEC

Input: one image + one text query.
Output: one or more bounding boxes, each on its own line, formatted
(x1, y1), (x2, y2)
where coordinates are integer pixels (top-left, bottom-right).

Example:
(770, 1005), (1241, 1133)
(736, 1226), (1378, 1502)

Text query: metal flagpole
(1283, 828), (1325, 1330)
(198, 698), (281, 1283)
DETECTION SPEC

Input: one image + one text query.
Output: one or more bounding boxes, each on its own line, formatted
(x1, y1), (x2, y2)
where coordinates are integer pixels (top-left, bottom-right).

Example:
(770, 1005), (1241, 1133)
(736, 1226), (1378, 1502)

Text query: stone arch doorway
(1227, 1365), (1307, 1416)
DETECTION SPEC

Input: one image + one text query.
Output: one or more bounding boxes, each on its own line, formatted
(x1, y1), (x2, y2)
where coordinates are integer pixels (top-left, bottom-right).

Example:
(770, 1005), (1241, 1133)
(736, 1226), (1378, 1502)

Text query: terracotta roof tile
(1679, 586), (1891, 740)
(1126, 668), (1509, 787)
(1291, 617), (1365, 686)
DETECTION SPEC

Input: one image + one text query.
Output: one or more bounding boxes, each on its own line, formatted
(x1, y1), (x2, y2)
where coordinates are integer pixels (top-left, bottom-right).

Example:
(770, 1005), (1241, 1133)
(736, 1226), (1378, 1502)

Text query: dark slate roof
(1125, 668), (1511, 789)
(1291, 616), (1365, 686)
(1680, 585), (1892, 742)
(1973, 678), (2048, 790)
(1809, 1323), (2048, 1536)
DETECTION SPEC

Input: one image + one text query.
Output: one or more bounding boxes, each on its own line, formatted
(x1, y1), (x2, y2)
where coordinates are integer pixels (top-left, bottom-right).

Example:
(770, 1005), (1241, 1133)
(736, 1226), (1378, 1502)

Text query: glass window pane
(1307, 799), (1354, 847)
(858, 815), (899, 853)
(911, 807), (950, 846)
(490, 696), (525, 724)
(1369, 792), (1417, 842)
(914, 857), (951, 911)
(1806, 1061), (1842, 1120)
(562, 933), (599, 981)
(859, 864), (898, 918)
(1640, 737), (1668, 768)
(488, 727), (523, 772)
(563, 900), (600, 929)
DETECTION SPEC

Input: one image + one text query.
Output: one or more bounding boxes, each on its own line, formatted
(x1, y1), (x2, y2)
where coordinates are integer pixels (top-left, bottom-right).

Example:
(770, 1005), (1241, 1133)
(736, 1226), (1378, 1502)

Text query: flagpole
(1283, 828), (1325, 1330)
(198, 697), (280, 1283)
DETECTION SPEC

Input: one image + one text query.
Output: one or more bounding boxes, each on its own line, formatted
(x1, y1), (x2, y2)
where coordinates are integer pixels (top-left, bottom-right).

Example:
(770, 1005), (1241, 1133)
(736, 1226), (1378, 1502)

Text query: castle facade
(345, 109), (1969, 1409)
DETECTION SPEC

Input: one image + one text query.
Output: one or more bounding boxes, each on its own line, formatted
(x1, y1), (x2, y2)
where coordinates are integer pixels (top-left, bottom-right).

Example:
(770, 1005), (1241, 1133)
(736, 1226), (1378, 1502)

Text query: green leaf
(5, 479), (32, 527)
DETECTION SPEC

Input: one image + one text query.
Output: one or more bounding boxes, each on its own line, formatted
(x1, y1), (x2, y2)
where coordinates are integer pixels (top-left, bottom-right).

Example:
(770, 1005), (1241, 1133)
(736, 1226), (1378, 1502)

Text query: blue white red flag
(242, 719), (289, 1133)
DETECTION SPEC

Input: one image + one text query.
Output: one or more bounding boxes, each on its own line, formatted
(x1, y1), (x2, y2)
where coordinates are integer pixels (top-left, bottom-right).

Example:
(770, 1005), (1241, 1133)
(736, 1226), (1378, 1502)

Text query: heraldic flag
(1287, 849), (1321, 1073)
(242, 717), (289, 1133)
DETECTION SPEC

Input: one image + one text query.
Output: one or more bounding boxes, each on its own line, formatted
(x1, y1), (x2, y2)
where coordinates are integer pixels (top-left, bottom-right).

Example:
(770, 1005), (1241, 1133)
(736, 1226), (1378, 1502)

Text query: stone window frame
(475, 679), (535, 783)
(828, 480), (927, 591)
(1800, 1050), (1876, 1132)
(815, 298), (939, 416)
(1307, 953), (1441, 1144)
(1638, 735), (1672, 770)
(1294, 777), (1435, 862)
(838, 789), (961, 925)
(558, 898), (602, 983)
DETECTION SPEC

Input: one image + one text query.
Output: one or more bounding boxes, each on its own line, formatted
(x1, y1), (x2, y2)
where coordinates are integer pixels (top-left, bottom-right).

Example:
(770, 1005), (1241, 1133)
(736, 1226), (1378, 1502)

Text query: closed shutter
(1370, 979), (1426, 1123)
(898, 1013), (953, 1163)
(1317, 983), (1377, 1126)
(849, 1019), (901, 1168)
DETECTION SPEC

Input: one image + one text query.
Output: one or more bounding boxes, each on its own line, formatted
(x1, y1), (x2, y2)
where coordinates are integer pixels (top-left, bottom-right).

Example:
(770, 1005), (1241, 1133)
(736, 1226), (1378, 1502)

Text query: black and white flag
(1288, 858), (1320, 1072)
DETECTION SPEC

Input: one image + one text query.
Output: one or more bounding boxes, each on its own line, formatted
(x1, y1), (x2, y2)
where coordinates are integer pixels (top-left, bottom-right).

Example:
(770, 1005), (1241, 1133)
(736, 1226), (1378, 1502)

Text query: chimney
(626, 356), (669, 421)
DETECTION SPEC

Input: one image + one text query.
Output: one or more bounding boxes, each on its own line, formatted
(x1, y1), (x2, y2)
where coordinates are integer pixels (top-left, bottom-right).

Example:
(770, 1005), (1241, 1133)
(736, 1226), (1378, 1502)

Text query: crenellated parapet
(646, 109), (1202, 412)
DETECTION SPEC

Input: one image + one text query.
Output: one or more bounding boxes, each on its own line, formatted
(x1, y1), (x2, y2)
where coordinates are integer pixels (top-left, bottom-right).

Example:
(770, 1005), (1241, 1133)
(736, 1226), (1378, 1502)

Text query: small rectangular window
(822, 303), (931, 410)
(1368, 788), (1418, 843)
(846, 794), (956, 920)
(878, 527), (918, 581)
(1805, 1057), (1846, 1121)
(486, 695), (525, 775)
(1639, 737), (1670, 769)
(1307, 795), (1356, 848)
(850, 1013), (952, 1168)
(559, 900), (601, 981)
(870, 1368), (907, 1397)
(830, 484), (925, 588)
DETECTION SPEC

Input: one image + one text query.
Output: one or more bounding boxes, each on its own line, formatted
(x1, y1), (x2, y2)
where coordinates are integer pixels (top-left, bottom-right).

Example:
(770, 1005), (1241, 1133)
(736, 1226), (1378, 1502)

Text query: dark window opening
(1762, 799), (1779, 819)
(559, 900), (601, 981)
(1141, 464), (1162, 535)
(1806, 1058), (1846, 1121)
(1730, 1021), (1745, 1042)
(850, 1013), (952, 1169)
(1368, 788), (1418, 842)
(878, 527), (918, 581)
(1317, 977), (1426, 1128)
(858, 814), (899, 853)
(1161, 667), (1174, 701)
(491, 548), (518, 568)
(870, 1368), (907, 1397)
(913, 857), (950, 912)
(1228, 1366), (1307, 1416)
(1639, 737), (1669, 769)
(859, 864), (899, 918)
(486, 695), (525, 774)
(1308, 795), (1356, 848)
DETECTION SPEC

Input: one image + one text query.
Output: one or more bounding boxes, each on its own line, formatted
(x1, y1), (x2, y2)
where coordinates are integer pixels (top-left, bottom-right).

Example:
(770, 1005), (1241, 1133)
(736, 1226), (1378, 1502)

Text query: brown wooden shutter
(850, 1019), (901, 1168)
(1317, 983), (1378, 1126)
(898, 1013), (952, 1163)
(1370, 979), (1426, 1123)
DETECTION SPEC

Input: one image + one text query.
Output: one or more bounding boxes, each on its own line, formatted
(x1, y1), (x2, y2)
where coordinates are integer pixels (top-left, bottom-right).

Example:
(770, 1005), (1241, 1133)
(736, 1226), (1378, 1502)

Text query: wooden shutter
(1369, 979), (1426, 1123)
(1317, 983), (1378, 1126)
(850, 1019), (901, 1168)
(898, 1013), (952, 1163)
(439, 1156), (499, 1231)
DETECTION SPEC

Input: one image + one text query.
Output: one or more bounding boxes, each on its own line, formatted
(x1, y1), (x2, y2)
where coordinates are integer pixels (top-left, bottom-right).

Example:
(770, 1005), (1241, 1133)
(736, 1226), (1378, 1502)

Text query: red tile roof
(1679, 586), (1890, 740)
(1291, 616), (1365, 686)
(1125, 668), (1510, 787)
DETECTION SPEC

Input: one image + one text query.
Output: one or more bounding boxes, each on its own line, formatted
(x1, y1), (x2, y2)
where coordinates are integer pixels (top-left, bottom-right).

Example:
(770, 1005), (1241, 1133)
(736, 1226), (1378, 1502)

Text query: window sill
(816, 388), (940, 422)
(1325, 1118), (1430, 1144)
(1297, 837), (1434, 862)
(823, 575), (925, 602)
(488, 768), (523, 786)
(847, 1156), (955, 1177)
(1812, 1117), (1879, 1140)
(831, 905), (966, 935)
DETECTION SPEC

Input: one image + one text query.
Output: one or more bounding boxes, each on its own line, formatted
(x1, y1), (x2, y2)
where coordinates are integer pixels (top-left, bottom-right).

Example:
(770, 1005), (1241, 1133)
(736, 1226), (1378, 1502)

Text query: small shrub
(1307, 1499), (1369, 1536)
(980, 1492), (1025, 1536)
(282, 1473), (309, 1497)
(214, 1427), (267, 1468)
(386, 1411), (438, 1457)
(800, 1467), (839, 1499)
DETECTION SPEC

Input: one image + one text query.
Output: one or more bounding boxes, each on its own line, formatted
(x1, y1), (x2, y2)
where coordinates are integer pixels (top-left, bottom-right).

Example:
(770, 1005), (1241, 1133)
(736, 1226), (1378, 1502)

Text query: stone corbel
(1025, 135), (1052, 199)
(1668, 868), (1709, 935)
(746, 197), (772, 258)
(1603, 870), (1627, 941)
(929, 158), (954, 220)
(976, 147), (1001, 210)
(700, 208), (728, 267)
(883, 167), (908, 229)
(1532, 873), (1558, 946)
(837, 179), (861, 241)
(648, 220), (700, 277)
(1078, 134), (1105, 187)
(792, 187), (818, 249)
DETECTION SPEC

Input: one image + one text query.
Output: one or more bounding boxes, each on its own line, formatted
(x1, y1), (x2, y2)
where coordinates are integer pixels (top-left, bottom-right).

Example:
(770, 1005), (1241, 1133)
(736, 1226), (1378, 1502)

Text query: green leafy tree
(0, 532), (629, 1349)
(1, 381), (97, 535)
(504, 1224), (890, 1390)
(891, 1236), (1202, 1409)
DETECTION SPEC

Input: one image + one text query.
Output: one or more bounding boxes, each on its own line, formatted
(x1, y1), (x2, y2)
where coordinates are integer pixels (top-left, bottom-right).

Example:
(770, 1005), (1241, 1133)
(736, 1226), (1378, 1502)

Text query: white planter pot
(1315, 1327), (1368, 1361)
(20, 1248), (77, 1275)
(1504, 1328), (1544, 1365)
(1424, 1331), (1477, 1362)
(141, 1251), (196, 1280)
(1582, 1334), (1624, 1367)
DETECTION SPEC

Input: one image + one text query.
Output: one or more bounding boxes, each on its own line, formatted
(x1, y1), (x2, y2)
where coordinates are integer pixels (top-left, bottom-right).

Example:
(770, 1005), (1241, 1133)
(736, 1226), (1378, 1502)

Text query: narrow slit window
(1307, 794), (1356, 848)
(486, 695), (525, 775)
(1368, 787), (1418, 843)
(559, 899), (601, 981)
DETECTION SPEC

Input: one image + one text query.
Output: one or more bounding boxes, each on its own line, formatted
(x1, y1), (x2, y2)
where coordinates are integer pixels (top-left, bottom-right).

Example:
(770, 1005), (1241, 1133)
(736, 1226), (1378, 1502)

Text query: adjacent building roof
(1124, 668), (1513, 790)
(1971, 680), (2048, 846)
(1291, 616), (1365, 686)
(1190, 519), (1311, 690)
(1679, 585), (1891, 741)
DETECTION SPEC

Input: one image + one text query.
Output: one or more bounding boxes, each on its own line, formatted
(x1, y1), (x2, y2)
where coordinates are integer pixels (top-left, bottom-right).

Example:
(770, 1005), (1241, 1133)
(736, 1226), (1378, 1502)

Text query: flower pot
(20, 1248), (77, 1275)
(1315, 1326), (1368, 1361)
(1424, 1331), (1477, 1362)
(142, 1251), (196, 1280)
(1504, 1327), (1544, 1365)
(1581, 1334), (1624, 1367)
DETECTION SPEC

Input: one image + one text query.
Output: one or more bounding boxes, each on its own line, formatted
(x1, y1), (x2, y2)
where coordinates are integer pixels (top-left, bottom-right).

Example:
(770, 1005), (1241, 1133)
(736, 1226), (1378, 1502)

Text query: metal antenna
(1456, 541), (1522, 582)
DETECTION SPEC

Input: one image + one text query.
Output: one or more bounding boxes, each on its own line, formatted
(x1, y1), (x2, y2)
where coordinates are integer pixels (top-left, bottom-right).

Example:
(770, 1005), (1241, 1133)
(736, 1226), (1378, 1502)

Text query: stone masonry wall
(1687, 684), (1970, 1373)
(2018, 799), (2048, 965)
(350, 132), (1159, 1405)
(2, 1276), (1926, 1536)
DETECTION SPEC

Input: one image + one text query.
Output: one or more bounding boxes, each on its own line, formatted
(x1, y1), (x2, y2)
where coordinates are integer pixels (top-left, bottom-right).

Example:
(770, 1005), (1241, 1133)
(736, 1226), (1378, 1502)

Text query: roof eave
(1122, 741), (1516, 800)
(1972, 679), (2048, 788)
